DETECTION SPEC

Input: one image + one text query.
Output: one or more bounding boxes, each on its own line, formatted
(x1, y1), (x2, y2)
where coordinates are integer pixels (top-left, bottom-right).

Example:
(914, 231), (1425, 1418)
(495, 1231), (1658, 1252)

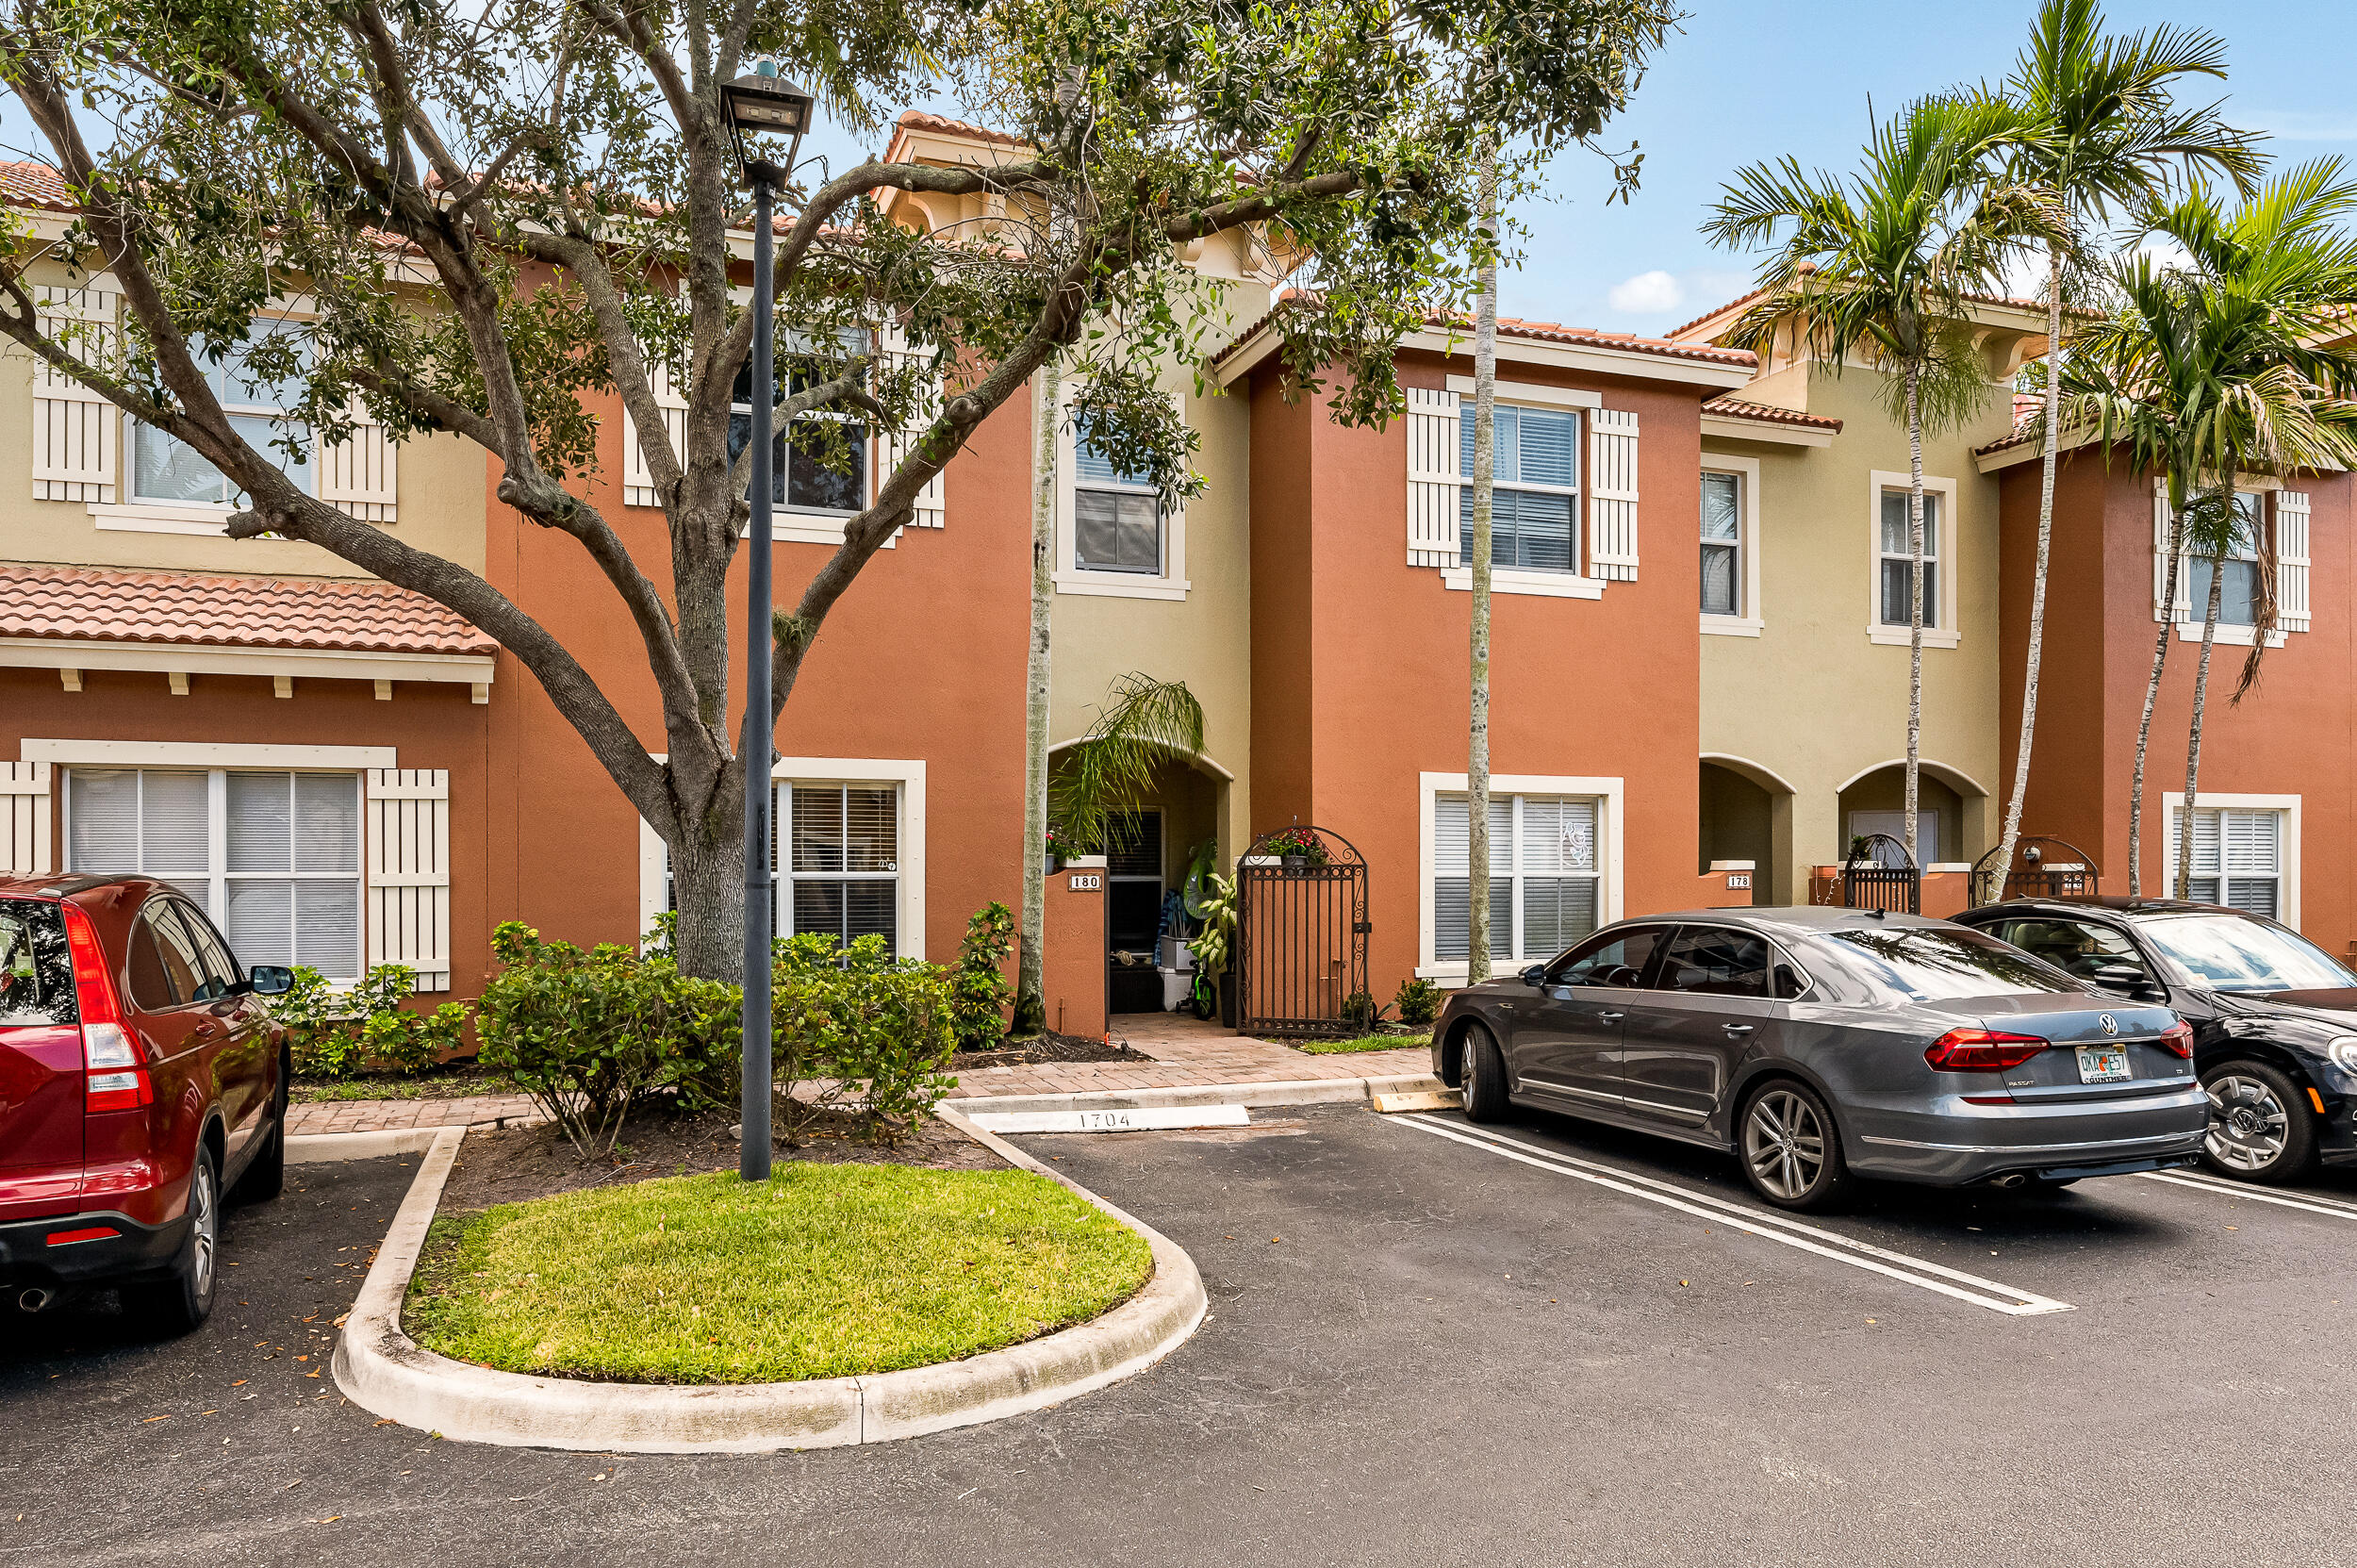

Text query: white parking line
(1393, 1114), (2073, 1317)
(2140, 1168), (2357, 1221)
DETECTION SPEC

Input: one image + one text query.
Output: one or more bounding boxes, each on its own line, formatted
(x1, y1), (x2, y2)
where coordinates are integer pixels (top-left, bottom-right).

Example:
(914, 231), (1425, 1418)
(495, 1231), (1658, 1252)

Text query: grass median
(404, 1164), (1154, 1384)
(1297, 1033), (1432, 1054)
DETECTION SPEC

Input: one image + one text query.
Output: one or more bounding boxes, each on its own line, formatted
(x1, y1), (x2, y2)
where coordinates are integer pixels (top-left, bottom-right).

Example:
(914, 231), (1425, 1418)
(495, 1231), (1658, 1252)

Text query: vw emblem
(2098, 1014), (2119, 1036)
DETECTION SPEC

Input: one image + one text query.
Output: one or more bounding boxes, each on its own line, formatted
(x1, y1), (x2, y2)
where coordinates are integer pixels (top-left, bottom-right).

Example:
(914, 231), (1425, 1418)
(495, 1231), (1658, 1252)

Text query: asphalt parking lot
(6, 1101), (2357, 1567)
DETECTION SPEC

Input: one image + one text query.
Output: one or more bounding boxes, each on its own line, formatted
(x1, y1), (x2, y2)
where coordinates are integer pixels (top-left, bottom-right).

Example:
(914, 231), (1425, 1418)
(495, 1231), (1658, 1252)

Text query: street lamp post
(721, 61), (815, 1183)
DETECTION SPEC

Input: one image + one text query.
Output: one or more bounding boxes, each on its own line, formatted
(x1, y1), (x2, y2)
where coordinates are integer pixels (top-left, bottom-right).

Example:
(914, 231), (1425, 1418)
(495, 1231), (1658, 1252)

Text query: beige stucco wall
(1702, 360), (2017, 900)
(1, 258), (486, 581)
(1047, 280), (1266, 873)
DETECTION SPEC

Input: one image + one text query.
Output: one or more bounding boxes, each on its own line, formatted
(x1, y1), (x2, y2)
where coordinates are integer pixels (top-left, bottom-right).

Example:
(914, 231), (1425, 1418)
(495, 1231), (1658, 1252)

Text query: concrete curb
(331, 1113), (1208, 1453)
(949, 1070), (1444, 1117)
(288, 1129), (448, 1164)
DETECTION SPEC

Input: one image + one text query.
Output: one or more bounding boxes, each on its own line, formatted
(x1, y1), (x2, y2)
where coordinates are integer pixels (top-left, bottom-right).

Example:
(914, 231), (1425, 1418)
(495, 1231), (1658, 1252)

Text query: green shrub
(948, 902), (1014, 1052)
(270, 963), (470, 1080)
(474, 922), (739, 1155)
(1393, 977), (1442, 1029)
(772, 934), (955, 1144)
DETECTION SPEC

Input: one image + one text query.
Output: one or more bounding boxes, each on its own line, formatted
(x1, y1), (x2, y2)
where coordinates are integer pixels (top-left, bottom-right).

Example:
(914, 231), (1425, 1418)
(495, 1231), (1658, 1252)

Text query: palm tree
(1467, 132), (1499, 984)
(2057, 160), (2357, 896)
(1014, 358), (1062, 1038)
(1050, 672), (1208, 859)
(1706, 94), (2056, 869)
(1986, 0), (2264, 899)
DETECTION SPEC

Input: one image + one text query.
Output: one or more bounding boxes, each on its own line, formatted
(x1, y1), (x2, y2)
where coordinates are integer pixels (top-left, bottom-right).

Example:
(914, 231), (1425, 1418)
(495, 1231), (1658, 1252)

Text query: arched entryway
(1833, 759), (1988, 867)
(1700, 754), (1794, 905)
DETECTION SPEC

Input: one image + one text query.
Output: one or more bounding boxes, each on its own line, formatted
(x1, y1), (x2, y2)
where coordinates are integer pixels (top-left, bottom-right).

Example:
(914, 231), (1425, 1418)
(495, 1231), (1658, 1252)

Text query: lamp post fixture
(721, 60), (814, 1183)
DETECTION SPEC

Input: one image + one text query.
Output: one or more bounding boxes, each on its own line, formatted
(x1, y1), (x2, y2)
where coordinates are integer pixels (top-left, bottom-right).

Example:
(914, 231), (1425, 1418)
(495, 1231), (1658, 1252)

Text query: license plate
(2076, 1046), (2132, 1083)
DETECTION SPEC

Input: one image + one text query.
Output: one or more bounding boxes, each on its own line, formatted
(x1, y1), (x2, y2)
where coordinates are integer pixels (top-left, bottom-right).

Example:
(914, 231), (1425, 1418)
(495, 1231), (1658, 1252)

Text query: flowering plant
(1044, 823), (1072, 856)
(1265, 828), (1328, 862)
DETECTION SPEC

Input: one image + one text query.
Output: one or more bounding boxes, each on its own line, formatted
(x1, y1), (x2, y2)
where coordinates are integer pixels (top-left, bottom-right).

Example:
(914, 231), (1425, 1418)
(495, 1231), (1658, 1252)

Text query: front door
(1619, 925), (1773, 1129)
(1515, 926), (1669, 1113)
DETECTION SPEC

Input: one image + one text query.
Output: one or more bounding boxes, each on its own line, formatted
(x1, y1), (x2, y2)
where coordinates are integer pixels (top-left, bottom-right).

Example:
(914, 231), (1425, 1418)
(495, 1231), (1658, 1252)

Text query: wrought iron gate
(1968, 835), (2101, 907)
(1840, 833), (1920, 915)
(1235, 826), (1369, 1038)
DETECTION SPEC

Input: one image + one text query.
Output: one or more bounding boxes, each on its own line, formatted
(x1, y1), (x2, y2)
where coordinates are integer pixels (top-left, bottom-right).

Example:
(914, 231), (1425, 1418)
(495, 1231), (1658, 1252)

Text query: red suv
(0, 874), (292, 1332)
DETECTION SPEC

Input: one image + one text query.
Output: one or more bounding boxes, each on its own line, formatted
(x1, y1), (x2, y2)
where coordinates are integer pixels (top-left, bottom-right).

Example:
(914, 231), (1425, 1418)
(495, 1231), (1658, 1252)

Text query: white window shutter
(319, 404), (397, 523)
(1589, 407), (1640, 581)
(877, 324), (947, 529)
(366, 768), (451, 992)
(2276, 490), (2311, 633)
(622, 338), (689, 510)
(32, 285), (118, 503)
(2152, 481), (2189, 623)
(0, 762), (52, 876)
(1406, 386), (1461, 567)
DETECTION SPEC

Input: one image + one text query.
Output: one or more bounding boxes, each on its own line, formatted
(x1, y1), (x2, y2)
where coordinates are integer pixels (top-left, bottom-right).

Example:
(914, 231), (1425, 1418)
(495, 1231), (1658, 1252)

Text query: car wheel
(1738, 1081), (1853, 1213)
(2200, 1060), (2319, 1183)
(1459, 1022), (1509, 1124)
(125, 1143), (220, 1335)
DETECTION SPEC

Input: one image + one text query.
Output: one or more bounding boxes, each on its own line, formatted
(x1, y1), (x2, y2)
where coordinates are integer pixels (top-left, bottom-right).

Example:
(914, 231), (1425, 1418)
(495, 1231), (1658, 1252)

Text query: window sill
(91, 501), (240, 536)
(2174, 621), (2284, 648)
(1054, 570), (1189, 602)
(1701, 615), (1763, 637)
(1439, 567), (1604, 600)
(1866, 625), (1961, 649)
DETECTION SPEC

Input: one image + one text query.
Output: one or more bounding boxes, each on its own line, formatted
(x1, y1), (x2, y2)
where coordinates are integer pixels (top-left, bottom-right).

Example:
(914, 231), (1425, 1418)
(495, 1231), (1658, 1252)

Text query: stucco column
(1784, 788), (1839, 904)
(1956, 789), (1993, 871)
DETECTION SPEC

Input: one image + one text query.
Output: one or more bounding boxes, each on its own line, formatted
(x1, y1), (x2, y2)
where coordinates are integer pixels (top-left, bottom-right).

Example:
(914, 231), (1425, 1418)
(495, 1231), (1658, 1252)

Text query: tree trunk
(668, 816), (747, 984)
(1993, 239), (2066, 901)
(1904, 364), (1924, 870)
(1014, 359), (1060, 1037)
(2176, 548), (2227, 900)
(1467, 135), (1497, 985)
(2129, 495), (2188, 896)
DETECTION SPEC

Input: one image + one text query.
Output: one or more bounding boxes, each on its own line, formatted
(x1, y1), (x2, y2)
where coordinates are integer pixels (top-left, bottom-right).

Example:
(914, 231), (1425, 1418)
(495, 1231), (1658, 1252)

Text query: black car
(1954, 899), (2357, 1182)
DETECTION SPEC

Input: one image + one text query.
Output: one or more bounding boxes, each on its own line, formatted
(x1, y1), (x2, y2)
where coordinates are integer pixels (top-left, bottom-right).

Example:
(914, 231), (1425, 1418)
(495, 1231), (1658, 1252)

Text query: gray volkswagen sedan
(1431, 907), (2209, 1211)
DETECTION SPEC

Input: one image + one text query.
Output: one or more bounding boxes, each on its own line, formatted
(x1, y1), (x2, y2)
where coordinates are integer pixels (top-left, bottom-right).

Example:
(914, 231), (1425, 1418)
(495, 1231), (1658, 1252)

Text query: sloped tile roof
(1700, 395), (1842, 432)
(894, 110), (1026, 149)
(1213, 291), (1756, 371)
(0, 565), (496, 656)
(1667, 284), (2067, 344)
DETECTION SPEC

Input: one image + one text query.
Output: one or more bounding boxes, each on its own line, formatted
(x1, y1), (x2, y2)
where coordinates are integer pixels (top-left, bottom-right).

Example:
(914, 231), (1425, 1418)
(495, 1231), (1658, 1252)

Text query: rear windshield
(0, 899), (76, 1027)
(1811, 926), (2081, 1001)
(2138, 914), (2357, 994)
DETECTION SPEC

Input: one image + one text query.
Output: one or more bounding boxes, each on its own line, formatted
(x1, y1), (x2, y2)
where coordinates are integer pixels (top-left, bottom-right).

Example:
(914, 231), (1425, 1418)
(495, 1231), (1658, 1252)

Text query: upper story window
(131, 329), (312, 507)
(1701, 470), (1741, 616)
(727, 329), (869, 515)
(2187, 492), (2265, 627)
(1459, 404), (1580, 572)
(1877, 488), (1941, 630)
(1074, 436), (1162, 574)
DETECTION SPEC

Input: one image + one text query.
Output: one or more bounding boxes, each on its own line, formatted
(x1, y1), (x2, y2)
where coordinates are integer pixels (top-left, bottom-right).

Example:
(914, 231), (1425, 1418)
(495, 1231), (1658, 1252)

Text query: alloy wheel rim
(190, 1160), (218, 1299)
(2204, 1075), (2289, 1171)
(1744, 1091), (1824, 1200)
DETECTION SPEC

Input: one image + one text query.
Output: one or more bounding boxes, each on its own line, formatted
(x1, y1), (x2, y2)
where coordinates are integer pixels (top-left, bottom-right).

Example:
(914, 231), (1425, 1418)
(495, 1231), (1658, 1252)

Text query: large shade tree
(2058, 161), (2357, 897)
(0, 0), (1679, 982)
(1984, 0), (2261, 900)
(1706, 93), (2054, 870)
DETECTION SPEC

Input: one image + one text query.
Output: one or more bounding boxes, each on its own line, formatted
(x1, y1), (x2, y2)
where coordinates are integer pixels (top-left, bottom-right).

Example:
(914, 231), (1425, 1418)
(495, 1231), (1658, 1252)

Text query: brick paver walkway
(286, 1013), (1434, 1137)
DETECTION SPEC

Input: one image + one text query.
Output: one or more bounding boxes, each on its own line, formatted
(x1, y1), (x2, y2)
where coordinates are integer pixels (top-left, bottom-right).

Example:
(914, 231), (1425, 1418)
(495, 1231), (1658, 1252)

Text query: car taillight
(1925, 1029), (2051, 1073)
(2156, 1022), (2195, 1060)
(62, 902), (150, 1114)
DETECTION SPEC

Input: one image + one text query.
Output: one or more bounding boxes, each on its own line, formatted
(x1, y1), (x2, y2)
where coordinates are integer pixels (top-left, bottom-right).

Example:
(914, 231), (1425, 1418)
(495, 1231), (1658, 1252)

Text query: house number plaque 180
(1068, 874), (1102, 890)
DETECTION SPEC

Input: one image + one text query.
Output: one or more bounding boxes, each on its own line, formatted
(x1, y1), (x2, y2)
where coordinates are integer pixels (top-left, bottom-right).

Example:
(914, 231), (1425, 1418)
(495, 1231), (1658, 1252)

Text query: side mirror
(2087, 961), (2153, 997)
(248, 965), (295, 997)
(1519, 964), (1547, 987)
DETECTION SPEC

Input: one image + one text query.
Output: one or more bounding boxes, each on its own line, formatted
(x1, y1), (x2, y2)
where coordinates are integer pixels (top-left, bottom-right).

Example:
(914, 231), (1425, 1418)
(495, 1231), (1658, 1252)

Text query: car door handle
(1722, 1024), (1755, 1034)
(1597, 1012), (1624, 1022)
(190, 1021), (222, 1041)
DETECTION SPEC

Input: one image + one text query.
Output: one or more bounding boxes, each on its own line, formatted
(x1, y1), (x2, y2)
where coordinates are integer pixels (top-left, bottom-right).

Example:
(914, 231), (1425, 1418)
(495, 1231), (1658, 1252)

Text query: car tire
(1737, 1080), (1854, 1213)
(2200, 1059), (2319, 1183)
(125, 1142), (221, 1336)
(1459, 1022), (1509, 1124)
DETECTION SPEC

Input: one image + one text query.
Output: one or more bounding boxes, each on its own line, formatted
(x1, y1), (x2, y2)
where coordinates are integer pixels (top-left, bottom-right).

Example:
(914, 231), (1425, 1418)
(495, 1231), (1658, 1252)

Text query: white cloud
(1607, 270), (1685, 314)
(2250, 110), (2357, 143)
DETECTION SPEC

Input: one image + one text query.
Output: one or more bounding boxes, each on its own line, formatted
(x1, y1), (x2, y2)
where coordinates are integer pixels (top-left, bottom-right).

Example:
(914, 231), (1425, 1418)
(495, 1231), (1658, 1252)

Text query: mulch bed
(951, 1030), (1146, 1071)
(438, 1103), (1004, 1213)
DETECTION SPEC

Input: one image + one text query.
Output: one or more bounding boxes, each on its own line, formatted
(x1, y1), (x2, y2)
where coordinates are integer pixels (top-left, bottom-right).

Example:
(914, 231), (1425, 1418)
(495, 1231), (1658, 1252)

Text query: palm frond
(1049, 673), (1207, 852)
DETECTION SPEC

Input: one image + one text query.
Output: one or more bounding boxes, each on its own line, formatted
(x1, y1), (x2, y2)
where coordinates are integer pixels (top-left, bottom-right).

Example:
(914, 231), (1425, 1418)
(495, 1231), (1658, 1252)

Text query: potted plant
(1266, 826), (1327, 871)
(1044, 823), (1070, 874)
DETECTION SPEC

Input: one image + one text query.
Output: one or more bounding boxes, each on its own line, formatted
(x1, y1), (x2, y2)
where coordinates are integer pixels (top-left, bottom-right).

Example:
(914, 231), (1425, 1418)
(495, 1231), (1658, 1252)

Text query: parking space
(7, 1107), (2357, 1567)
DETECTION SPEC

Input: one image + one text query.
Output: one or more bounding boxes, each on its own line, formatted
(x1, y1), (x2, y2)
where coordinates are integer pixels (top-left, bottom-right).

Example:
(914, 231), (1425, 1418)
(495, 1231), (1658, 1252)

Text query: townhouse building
(7, 114), (2352, 1035)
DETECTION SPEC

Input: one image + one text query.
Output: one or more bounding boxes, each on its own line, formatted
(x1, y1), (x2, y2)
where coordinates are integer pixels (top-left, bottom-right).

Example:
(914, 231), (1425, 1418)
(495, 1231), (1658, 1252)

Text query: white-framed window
(2167, 799), (2293, 920)
(131, 325), (313, 508)
(727, 327), (871, 518)
(1459, 404), (1580, 572)
(1699, 454), (1763, 635)
(1867, 470), (1960, 648)
(1418, 771), (1624, 980)
(1073, 436), (1162, 575)
(63, 767), (362, 979)
(2186, 490), (2265, 629)
(637, 755), (929, 960)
